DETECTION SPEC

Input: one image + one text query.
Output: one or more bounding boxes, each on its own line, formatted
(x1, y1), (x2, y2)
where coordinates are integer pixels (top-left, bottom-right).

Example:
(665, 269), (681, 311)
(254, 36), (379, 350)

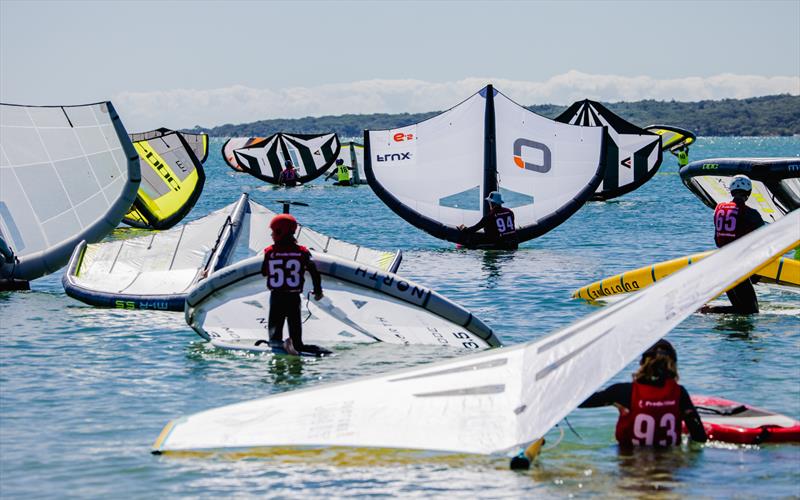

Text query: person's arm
(459, 214), (489, 233)
(680, 386), (707, 443)
(579, 383), (632, 409)
(260, 250), (270, 276)
(306, 256), (323, 300)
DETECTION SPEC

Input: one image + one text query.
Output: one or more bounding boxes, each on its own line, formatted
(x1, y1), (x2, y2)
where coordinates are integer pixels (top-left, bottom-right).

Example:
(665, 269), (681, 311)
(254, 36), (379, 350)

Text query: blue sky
(1, 0), (798, 130)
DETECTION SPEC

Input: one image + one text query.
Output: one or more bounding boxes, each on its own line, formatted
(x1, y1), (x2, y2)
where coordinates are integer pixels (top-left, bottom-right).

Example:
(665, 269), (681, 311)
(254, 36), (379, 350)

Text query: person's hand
(457, 224), (466, 231)
(313, 290), (323, 301)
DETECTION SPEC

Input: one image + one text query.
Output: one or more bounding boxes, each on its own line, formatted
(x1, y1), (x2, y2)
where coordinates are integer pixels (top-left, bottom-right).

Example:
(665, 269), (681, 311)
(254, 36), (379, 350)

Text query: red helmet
(269, 214), (297, 241)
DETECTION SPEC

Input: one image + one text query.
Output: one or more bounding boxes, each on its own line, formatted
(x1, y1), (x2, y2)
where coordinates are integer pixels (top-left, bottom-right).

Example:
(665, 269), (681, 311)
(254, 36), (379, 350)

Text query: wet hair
(634, 340), (679, 383)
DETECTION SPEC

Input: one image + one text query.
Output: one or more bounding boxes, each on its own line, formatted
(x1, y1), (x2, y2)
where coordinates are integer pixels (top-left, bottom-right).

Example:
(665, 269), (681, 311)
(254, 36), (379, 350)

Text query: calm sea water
(1, 137), (798, 498)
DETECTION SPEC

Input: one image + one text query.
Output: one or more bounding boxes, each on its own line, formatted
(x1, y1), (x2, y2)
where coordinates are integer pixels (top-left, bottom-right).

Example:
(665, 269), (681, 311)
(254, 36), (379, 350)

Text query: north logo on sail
(513, 138), (551, 173)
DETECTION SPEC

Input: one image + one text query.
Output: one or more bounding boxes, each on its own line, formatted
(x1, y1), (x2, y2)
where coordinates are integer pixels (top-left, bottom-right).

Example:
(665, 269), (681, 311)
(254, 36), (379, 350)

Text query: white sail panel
(494, 93), (606, 228)
(368, 92), (485, 228)
(185, 252), (500, 350)
(154, 211), (800, 455)
(0, 102), (140, 282)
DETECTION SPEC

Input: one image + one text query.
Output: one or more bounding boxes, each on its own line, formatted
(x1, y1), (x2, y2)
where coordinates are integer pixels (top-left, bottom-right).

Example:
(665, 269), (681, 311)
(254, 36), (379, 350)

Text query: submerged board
(644, 124), (696, 152)
(214, 339), (333, 358)
(227, 133), (340, 184)
(556, 100), (662, 200)
(185, 252), (500, 350)
(63, 193), (402, 310)
(680, 158), (800, 222)
(129, 128), (209, 163)
(572, 251), (800, 301)
(0, 101), (140, 283)
(692, 395), (800, 444)
(123, 131), (205, 229)
(152, 209), (800, 455)
(365, 85), (606, 246)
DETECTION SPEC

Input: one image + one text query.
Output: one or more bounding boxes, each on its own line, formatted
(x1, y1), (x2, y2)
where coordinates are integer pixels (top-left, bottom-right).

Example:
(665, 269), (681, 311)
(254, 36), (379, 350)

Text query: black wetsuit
(461, 206), (518, 249)
(580, 381), (707, 443)
(712, 199), (766, 314)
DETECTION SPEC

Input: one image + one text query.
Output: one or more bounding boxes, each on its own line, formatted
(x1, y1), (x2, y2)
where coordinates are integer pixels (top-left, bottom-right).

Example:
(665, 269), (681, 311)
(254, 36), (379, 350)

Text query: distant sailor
(326, 159), (352, 186)
(673, 146), (689, 168)
(704, 175), (765, 314)
(261, 214), (323, 355)
(579, 339), (707, 447)
(278, 160), (299, 187)
(457, 191), (518, 249)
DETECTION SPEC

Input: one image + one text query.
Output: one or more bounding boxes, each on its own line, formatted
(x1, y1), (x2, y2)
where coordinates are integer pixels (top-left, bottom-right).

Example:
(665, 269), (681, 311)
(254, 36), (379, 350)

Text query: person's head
(485, 191), (504, 208)
(634, 339), (678, 384)
(336, 159), (344, 166)
(729, 175), (752, 201)
(284, 159), (294, 170)
(269, 214), (297, 243)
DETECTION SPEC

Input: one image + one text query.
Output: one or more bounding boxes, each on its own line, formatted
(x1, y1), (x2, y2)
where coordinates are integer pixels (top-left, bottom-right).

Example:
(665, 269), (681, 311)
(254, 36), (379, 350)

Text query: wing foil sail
(154, 211), (800, 455)
(556, 100), (662, 200)
(0, 101), (140, 282)
(228, 133), (341, 184)
(645, 124), (696, 152)
(365, 86), (606, 246)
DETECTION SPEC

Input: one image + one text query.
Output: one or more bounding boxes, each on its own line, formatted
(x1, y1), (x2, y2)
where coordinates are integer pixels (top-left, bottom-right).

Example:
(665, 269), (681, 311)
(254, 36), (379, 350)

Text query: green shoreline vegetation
(188, 94), (799, 138)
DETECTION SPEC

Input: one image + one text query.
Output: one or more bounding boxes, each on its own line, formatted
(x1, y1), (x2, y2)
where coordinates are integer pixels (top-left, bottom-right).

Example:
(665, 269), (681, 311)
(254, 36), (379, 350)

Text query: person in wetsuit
(261, 214), (323, 355)
(580, 339), (707, 447)
(278, 160), (299, 187)
(326, 158), (352, 186)
(703, 175), (766, 314)
(457, 191), (518, 249)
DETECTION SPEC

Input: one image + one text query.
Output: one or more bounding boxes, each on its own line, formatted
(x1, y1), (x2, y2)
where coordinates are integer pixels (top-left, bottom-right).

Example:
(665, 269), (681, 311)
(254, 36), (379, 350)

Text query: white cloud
(113, 71), (800, 131)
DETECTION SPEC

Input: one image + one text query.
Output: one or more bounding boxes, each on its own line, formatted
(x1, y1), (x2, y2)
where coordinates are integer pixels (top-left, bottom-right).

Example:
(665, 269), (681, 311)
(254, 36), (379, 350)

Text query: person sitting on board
(579, 339), (707, 447)
(278, 160), (299, 187)
(261, 214), (323, 355)
(457, 191), (518, 249)
(672, 145), (689, 168)
(702, 175), (766, 314)
(325, 158), (352, 186)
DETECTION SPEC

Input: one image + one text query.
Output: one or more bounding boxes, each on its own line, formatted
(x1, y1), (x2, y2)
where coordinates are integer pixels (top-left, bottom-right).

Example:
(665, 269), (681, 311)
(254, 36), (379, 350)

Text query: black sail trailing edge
(555, 99), (662, 200)
(365, 85), (607, 246)
(680, 157), (800, 222)
(226, 132), (341, 184)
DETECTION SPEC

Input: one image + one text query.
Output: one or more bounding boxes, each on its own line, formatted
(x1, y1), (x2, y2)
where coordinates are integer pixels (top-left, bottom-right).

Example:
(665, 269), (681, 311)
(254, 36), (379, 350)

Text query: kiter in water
(261, 214), (323, 355)
(579, 339), (707, 447)
(278, 160), (299, 187)
(325, 158), (352, 186)
(457, 191), (519, 249)
(702, 175), (766, 314)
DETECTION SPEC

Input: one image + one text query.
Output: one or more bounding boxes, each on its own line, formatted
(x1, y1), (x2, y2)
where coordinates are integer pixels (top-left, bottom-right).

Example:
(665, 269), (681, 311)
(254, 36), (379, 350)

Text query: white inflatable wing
(0, 102), (140, 283)
(184, 252), (500, 350)
(154, 210), (800, 455)
(63, 194), (401, 310)
(232, 132), (341, 184)
(365, 86), (605, 246)
(555, 99), (662, 200)
(680, 158), (800, 222)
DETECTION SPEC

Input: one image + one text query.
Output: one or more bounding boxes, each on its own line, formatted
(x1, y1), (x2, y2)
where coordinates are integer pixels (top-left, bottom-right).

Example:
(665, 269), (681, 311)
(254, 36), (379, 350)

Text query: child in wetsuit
(261, 214), (323, 355)
(580, 339), (707, 447)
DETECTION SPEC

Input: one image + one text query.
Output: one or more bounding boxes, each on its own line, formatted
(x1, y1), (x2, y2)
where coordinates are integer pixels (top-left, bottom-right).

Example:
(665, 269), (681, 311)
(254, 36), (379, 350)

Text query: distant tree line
(188, 94), (800, 138)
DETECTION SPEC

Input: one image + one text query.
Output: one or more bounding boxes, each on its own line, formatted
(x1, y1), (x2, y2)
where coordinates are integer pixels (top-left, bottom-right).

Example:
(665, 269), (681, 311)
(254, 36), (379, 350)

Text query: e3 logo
(513, 138), (551, 173)
(393, 133), (414, 142)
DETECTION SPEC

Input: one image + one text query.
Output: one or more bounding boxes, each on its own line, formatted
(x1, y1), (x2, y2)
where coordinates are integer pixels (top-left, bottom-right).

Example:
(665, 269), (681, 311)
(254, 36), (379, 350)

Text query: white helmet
(729, 175), (752, 193)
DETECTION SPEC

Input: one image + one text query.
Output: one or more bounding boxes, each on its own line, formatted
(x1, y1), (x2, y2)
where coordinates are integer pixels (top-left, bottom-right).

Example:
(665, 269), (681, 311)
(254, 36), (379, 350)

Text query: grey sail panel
(0, 102), (140, 282)
(129, 128), (209, 163)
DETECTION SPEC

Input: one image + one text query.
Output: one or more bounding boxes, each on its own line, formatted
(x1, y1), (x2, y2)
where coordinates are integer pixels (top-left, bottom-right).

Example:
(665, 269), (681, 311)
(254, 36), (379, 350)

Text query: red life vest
(262, 243), (311, 293)
(616, 379), (681, 447)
